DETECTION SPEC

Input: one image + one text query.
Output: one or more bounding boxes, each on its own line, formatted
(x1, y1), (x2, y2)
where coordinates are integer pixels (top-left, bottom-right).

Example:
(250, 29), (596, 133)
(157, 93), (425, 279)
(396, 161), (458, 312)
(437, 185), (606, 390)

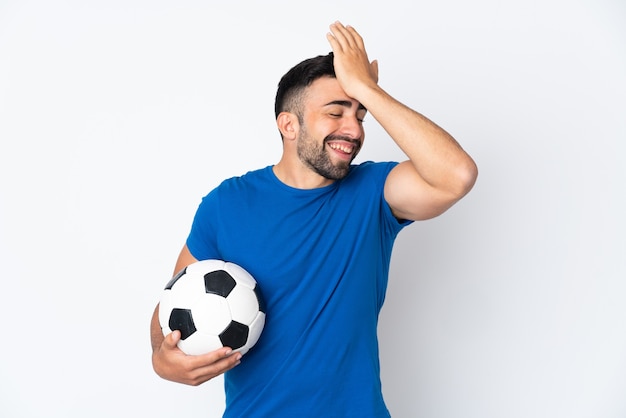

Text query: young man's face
(296, 77), (367, 180)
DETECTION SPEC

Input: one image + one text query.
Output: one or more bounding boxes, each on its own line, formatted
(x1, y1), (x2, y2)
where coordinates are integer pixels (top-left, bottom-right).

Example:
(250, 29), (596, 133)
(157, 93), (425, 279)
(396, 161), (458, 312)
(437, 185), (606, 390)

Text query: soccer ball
(159, 259), (266, 356)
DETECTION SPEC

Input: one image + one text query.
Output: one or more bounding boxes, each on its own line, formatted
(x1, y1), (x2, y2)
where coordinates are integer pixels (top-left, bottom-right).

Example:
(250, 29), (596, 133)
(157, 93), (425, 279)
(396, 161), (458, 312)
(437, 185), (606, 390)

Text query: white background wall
(1, 1), (624, 417)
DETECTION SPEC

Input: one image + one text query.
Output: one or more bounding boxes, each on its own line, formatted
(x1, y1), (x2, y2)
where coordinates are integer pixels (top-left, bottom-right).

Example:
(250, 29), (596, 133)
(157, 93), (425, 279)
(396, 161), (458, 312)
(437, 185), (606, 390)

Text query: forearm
(362, 85), (477, 195)
(150, 304), (164, 353)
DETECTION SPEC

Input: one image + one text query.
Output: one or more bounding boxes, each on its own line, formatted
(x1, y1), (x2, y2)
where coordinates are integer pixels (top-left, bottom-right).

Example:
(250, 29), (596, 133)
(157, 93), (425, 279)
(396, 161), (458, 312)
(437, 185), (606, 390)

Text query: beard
(297, 126), (362, 181)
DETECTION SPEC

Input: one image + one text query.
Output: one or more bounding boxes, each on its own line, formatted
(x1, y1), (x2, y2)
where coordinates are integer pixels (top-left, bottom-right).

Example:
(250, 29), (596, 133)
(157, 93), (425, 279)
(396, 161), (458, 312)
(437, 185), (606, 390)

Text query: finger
(189, 348), (242, 380)
(328, 21), (355, 50)
(188, 346), (238, 369)
(163, 330), (181, 349)
(206, 349), (242, 373)
(344, 24), (364, 49)
(332, 22), (364, 51)
(326, 32), (341, 53)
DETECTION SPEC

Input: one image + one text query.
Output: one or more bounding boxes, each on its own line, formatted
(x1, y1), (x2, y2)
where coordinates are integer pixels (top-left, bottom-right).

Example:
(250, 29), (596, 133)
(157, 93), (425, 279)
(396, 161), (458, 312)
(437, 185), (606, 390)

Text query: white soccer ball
(158, 259), (266, 356)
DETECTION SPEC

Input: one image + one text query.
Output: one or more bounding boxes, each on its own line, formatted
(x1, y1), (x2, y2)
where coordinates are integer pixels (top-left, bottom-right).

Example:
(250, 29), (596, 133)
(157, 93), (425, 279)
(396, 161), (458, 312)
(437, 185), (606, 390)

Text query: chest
(213, 187), (383, 303)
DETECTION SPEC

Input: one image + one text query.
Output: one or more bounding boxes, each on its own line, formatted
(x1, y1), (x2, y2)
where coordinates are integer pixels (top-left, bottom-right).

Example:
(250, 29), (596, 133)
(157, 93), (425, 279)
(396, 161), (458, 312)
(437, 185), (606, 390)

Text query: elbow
(428, 160), (477, 220)
(447, 157), (478, 201)
(458, 158), (479, 197)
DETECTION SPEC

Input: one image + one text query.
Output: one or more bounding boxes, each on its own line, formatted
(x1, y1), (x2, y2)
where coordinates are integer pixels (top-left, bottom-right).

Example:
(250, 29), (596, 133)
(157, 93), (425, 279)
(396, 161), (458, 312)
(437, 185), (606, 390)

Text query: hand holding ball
(159, 259), (266, 356)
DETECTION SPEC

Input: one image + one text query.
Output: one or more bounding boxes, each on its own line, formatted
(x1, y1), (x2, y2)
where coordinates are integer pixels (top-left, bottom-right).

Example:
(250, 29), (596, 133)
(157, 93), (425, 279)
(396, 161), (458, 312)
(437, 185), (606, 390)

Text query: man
(150, 21), (477, 417)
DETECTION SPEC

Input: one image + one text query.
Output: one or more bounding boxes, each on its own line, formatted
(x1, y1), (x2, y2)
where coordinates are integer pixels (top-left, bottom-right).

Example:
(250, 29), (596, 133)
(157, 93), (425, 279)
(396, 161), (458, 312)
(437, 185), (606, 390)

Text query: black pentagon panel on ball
(164, 267), (187, 290)
(219, 321), (249, 350)
(253, 284), (266, 314)
(204, 270), (237, 297)
(169, 308), (196, 340)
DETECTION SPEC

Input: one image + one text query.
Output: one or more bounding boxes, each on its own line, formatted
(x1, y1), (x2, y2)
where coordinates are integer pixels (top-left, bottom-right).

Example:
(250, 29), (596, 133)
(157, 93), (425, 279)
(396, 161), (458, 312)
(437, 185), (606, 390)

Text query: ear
(276, 112), (299, 141)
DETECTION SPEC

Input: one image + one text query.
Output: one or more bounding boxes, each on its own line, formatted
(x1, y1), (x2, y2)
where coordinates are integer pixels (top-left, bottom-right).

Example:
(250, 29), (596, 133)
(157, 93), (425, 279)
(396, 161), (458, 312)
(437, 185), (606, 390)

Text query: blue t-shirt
(186, 162), (411, 417)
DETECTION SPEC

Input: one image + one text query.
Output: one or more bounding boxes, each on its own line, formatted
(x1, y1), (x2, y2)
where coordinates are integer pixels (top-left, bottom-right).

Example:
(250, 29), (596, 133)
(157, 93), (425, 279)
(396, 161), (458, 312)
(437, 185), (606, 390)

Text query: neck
(272, 160), (335, 190)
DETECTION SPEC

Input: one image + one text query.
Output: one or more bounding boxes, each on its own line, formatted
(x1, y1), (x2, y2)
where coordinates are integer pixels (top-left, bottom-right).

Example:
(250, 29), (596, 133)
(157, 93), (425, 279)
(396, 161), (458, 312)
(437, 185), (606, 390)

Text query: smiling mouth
(325, 135), (361, 157)
(328, 142), (355, 154)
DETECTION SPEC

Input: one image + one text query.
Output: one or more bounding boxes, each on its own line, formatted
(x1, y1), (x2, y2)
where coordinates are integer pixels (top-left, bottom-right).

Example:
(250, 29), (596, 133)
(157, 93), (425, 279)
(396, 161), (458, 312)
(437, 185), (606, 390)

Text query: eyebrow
(324, 100), (367, 112)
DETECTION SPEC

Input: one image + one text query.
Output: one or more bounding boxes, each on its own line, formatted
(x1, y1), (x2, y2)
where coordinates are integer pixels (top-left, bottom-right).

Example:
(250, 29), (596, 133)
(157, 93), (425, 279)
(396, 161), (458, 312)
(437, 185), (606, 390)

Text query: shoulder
(345, 161), (399, 184)
(211, 166), (272, 193)
(333, 161), (400, 201)
(221, 166), (271, 185)
(196, 167), (271, 213)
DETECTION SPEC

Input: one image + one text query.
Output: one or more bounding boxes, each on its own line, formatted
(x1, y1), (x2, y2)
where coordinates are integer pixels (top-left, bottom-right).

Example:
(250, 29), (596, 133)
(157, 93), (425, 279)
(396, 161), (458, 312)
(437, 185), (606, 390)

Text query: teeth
(329, 143), (353, 153)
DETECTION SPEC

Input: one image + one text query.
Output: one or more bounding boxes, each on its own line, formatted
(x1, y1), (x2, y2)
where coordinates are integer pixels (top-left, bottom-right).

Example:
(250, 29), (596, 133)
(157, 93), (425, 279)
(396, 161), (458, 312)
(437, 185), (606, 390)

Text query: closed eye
(328, 113), (365, 123)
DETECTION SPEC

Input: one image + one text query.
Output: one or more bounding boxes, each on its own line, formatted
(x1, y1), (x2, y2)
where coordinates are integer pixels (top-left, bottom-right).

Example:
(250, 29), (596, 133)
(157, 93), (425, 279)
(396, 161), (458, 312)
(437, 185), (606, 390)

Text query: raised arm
(327, 22), (477, 221)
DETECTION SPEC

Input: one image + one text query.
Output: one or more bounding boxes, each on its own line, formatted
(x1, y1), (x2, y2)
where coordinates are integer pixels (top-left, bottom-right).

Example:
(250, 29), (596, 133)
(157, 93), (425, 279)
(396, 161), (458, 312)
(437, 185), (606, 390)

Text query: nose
(339, 115), (363, 140)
